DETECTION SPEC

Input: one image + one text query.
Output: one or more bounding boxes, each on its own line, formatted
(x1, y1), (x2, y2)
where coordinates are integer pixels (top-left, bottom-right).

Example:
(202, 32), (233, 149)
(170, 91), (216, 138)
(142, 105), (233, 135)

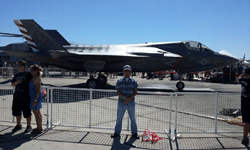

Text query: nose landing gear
(176, 81), (185, 90)
(86, 73), (108, 89)
(176, 73), (185, 90)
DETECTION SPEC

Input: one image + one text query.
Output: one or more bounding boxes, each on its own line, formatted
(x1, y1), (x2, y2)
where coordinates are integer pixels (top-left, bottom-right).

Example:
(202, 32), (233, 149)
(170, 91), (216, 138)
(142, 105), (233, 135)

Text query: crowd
(0, 61), (249, 146)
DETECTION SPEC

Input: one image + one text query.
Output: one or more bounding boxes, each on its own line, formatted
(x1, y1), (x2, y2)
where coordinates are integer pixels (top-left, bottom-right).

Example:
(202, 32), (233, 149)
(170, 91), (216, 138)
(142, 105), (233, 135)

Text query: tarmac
(0, 122), (248, 150)
(0, 75), (249, 150)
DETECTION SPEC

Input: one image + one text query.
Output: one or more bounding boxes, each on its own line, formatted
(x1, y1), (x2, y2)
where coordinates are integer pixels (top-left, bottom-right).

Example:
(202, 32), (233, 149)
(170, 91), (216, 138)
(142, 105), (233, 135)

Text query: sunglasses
(124, 70), (131, 72)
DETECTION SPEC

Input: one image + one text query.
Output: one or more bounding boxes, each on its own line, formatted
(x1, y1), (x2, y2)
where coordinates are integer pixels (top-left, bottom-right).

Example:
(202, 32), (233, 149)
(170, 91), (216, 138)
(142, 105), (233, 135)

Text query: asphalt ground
(0, 75), (248, 150)
(0, 74), (241, 92)
(0, 122), (248, 150)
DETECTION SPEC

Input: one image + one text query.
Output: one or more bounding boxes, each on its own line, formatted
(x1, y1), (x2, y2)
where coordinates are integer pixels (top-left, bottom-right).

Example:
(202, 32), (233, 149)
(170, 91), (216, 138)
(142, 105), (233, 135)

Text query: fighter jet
(0, 19), (238, 90)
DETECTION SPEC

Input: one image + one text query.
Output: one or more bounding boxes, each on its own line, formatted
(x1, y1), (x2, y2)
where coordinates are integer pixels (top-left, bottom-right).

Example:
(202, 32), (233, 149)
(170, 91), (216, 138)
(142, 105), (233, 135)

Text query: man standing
(111, 65), (139, 139)
(11, 60), (40, 133)
(238, 68), (250, 145)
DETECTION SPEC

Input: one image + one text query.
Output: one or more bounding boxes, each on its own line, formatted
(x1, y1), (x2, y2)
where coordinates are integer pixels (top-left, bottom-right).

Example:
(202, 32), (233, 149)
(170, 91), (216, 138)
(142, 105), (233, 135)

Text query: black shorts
(241, 97), (250, 123)
(12, 95), (31, 118)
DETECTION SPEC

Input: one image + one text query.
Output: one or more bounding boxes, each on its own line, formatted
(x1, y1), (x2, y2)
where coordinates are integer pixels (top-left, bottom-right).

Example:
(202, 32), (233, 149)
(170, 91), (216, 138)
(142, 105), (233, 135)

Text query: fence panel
(0, 85), (49, 125)
(174, 92), (242, 134)
(50, 87), (173, 132)
(90, 90), (121, 129)
(51, 88), (90, 127)
(0, 86), (14, 122)
(135, 92), (173, 132)
(216, 93), (242, 132)
(174, 93), (217, 133)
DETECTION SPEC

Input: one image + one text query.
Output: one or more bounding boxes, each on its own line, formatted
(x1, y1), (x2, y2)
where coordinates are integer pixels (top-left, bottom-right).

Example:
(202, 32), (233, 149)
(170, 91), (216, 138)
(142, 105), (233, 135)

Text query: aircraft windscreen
(201, 44), (213, 52)
(184, 41), (213, 52)
(184, 41), (200, 51)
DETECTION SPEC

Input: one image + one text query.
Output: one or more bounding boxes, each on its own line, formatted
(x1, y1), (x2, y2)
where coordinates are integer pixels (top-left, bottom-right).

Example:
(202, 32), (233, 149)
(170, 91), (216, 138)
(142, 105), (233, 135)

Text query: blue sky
(0, 0), (249, 59)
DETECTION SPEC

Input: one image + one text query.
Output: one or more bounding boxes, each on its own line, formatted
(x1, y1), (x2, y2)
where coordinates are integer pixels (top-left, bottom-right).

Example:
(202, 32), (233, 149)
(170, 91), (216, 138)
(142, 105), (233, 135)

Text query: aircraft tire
(97, 75), (107, 85)
(86, 79), (98, 89)
(176, 82), (185, 90)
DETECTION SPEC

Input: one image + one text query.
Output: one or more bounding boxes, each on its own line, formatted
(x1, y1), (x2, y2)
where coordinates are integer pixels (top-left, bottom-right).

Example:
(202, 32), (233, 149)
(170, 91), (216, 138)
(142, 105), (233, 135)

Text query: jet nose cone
(213, 53), (239, 68)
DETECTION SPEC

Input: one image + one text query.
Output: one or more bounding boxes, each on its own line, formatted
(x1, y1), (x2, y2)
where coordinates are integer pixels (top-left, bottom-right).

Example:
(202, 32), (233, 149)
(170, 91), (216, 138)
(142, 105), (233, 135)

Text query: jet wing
(50, 46), (181, 60)
(54, 46), (181, 57)
(49, 46), (183, 72)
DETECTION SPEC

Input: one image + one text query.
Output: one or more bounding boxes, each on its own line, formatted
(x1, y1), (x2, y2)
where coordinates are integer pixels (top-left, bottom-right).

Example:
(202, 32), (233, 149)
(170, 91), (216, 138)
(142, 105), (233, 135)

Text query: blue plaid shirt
(115, 77), (138, 102)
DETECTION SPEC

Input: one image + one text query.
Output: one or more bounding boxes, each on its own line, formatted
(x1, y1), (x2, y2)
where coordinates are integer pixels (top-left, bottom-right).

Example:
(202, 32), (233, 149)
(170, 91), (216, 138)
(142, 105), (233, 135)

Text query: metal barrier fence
(173, 92), (242, 136)
(0, 86), (15, 122)
(0, 85), (242, 135)
(0, 85), (49, 127)
(50, 88), (172, 133)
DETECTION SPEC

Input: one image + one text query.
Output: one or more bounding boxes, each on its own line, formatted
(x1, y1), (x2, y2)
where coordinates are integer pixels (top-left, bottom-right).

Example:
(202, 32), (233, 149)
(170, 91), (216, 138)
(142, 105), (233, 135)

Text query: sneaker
(24, 126), (32, 133)
(242, 137), (249, 145)
(111, 133), (120, 138)
(132, 133), (140, 139)
(31, 128), (43, 134)
(12, 125), (22, 132)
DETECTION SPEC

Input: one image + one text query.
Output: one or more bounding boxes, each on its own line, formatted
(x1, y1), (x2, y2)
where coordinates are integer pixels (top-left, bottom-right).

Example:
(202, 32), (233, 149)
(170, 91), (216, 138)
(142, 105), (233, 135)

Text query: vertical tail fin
(13, 19), (66, 54)
(45, 30), (70, 46)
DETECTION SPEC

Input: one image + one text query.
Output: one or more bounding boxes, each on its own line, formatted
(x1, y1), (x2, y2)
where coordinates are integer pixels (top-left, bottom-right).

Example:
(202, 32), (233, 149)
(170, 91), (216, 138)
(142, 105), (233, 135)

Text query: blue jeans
(114, 101), (138, 134)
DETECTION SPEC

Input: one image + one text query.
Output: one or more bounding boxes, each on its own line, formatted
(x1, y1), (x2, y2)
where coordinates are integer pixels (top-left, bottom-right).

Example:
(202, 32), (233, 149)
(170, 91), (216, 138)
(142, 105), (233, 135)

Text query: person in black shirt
(11, 60), (41, 133)
(238, 67), (250, 145)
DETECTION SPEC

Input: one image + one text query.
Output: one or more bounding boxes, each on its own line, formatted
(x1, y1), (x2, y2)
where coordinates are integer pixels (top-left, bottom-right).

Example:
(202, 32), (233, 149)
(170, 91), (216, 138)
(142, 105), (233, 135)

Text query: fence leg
(89, 90), (92, 128)
(169, 94), (173, 137)
(173, 93), (178, 142)
(46, 87), (49, 130)
(215, 92), (218, 133)
(12, 87), (15, 123)
(50, 89), (53, 129)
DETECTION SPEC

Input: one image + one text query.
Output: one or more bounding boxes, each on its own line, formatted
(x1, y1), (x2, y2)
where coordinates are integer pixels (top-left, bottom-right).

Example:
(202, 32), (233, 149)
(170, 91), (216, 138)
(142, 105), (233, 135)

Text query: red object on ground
(142, 129), (162, 143)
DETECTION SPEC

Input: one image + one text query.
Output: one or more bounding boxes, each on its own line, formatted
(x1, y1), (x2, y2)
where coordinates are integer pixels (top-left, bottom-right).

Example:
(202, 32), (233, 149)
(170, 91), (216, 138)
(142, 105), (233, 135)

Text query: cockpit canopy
(184, 41), (214, 53)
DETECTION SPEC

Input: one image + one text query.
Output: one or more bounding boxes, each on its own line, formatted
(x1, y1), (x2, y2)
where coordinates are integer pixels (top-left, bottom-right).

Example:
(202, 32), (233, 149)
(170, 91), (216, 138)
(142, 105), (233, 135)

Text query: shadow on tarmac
(62, 82), (115, 89)
(111, 136), (138, 150)
(0, 79), (12, 84)
(1, 125), (248, 150)
(47, 88), (117, 103)
(175, 137), (249, 150)
(0, 129), (34, 150)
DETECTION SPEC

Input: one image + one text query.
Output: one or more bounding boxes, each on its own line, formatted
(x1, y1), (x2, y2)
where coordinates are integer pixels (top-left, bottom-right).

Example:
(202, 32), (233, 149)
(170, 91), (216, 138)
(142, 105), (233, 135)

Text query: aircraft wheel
(176, 82), (185, 90)
(97, 75), (107, 85)
(86, 79), (98, 89)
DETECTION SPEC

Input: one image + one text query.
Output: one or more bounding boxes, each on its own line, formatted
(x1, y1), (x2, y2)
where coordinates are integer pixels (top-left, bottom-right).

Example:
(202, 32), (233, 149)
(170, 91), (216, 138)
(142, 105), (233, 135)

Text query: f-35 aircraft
(0, 19), (238, 90)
